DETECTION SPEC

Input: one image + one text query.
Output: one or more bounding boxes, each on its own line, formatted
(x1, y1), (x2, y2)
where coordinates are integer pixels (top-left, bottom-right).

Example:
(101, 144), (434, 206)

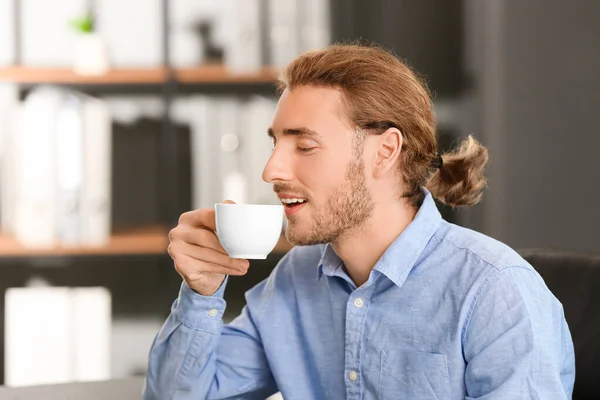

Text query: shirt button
(353, 298), (364, 308)
(348, 370), (358, 381)
(208, 309), (218, 317)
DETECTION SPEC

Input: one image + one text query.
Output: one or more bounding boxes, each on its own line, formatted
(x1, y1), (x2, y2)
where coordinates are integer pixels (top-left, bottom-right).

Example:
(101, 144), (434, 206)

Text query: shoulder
(430, 222), (563, 332)
(427, 221), (555, 315)
(432, 220), (531, 272)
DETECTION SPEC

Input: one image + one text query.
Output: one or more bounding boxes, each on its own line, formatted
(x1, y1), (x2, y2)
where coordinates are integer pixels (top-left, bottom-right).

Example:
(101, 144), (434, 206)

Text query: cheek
(299, 158), (347, 200)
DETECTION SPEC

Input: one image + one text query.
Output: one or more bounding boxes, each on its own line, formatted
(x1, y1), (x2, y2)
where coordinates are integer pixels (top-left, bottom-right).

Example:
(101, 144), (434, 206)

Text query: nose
(262, 146), (293, 183)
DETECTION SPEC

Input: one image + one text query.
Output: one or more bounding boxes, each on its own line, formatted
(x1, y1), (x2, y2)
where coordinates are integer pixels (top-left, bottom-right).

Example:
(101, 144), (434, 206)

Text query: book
(224, 0), (262, 72)
(55, 94), (84, 246)
(0, 84), (18, 234)
(14, 87), (63, 248)
(5, 286), (112, 386)
(188, 96), (222, 209)
(81, 95), (112, 246)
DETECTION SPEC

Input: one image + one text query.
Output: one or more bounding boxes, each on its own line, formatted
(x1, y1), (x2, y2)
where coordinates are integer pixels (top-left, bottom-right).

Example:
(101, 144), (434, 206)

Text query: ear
(372, 128), (402, 177)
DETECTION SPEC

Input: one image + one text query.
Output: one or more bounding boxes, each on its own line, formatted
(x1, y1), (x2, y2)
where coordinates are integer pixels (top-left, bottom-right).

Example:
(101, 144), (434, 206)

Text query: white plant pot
(73, 33), (110, 76)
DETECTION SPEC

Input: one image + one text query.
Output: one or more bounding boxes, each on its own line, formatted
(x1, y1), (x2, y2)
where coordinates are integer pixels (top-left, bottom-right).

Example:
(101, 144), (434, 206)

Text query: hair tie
(432, 153), (443, 169)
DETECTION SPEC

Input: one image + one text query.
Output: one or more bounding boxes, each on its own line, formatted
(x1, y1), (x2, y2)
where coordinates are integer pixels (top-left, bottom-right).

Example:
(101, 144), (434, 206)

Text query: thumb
(221, 199), (236, 205)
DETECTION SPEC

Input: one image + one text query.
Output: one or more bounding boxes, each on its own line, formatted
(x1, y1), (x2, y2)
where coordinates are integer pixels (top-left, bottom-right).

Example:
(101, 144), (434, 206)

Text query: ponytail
(426, 135), (488, 207)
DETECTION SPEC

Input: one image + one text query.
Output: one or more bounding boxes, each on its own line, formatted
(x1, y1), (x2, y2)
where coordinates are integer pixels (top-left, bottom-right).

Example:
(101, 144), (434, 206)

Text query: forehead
(271, 86), (351, 132)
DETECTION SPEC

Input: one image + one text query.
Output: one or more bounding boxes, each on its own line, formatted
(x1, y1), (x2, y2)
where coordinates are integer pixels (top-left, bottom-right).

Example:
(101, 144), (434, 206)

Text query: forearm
(143, 281), (226, 400)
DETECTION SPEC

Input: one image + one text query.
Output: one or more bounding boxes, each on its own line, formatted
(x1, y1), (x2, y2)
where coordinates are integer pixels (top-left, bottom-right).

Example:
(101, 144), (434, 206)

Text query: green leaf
(70, 12), (95, 33)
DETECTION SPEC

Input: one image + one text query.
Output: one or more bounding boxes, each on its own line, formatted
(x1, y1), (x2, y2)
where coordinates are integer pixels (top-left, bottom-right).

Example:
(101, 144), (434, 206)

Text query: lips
(277, 194), (308, 216)
(282, 200), (307, 216)
(280, 198), (307, 205)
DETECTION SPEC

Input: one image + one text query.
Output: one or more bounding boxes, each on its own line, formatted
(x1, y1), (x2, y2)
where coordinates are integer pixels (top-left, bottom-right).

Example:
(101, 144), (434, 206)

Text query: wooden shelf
(0, 226), (168, 257)
(175, 65), (280, 84)
(0, 67), (168, 84)
(0, 226), (292, 258)
(0, 65), (279, 85)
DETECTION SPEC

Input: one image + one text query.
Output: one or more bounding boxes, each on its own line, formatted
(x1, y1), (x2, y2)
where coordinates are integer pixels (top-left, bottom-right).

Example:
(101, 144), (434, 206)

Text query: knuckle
(195, 227), (208, 242)
(167, 243), (177, 260)
(168, 227), (178, 242)
(226, 257), (238, 268)
(178, 211), (190, 225)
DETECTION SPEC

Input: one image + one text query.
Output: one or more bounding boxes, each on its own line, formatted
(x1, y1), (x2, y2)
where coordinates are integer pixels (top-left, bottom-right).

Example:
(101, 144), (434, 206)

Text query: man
(143, 44), (575, 399)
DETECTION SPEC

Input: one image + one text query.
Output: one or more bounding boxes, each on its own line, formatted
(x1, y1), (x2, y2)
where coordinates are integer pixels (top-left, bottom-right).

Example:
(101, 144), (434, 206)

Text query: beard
(283, 156), (374, 246)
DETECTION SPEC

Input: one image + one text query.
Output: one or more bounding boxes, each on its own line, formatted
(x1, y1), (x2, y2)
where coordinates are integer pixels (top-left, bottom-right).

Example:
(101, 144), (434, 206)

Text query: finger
(174, 253), (249, 277)
(179, 208), (216, 231)
(176, 241), (249, 271)
(221, 199), (236, 204)
(177, 226), (227, 255)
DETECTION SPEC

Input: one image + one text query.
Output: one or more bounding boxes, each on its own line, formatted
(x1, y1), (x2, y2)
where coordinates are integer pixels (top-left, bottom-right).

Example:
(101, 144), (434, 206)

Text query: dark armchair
(520, 248), (600, 400)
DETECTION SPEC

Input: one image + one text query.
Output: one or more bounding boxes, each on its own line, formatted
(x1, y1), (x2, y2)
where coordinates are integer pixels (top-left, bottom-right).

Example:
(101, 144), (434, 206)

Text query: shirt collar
(317, 189), (442, 288)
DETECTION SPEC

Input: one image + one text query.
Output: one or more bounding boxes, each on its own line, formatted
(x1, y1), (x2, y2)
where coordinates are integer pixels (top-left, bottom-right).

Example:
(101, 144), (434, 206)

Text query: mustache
(273, 183), (309, 199)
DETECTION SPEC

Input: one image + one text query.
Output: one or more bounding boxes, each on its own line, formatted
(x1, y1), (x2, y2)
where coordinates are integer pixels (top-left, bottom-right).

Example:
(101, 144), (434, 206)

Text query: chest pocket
(379, 349), (450, 400)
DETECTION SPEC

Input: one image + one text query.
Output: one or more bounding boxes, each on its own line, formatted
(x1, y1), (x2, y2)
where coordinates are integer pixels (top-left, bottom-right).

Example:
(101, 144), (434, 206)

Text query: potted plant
(71, 12), (109, 75)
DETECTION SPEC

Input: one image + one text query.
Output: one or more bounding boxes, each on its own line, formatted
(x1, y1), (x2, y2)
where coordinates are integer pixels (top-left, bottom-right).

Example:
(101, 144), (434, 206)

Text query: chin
(284, 225), (328, 247)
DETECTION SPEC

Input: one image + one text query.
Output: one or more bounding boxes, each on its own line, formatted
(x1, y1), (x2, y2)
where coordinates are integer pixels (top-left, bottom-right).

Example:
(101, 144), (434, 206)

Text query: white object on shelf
(0, 0), (15, 66)
(73, 33), (110, 76)
(5, 287), (72, 386)
(81, 95), (112, 247)
(170, 28), (205, 68)
(95, 0), (163, 67)
(224, 0), (262, 73)
(170, 0), (232, 51)
(4, 286), (111, 387)
(189, 96), (223, 209)
(13, 88), (113, 247)
(21, 0), (88, 66)
(55, 95), (84, 246)
(268, 0), (300, 68)
(299, 0), (331, 53)
(71, 287), (112, 382)
(0, 84), (18, 234)
(14, 88), (63, 248)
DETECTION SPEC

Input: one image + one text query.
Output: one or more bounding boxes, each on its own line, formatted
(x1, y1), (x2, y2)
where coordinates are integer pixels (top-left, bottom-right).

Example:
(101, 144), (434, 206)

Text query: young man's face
(263, 86), (374, 245)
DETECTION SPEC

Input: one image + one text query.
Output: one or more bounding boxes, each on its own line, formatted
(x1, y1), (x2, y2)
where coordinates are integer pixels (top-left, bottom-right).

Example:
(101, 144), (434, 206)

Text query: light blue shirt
(143, 192), (575, 399)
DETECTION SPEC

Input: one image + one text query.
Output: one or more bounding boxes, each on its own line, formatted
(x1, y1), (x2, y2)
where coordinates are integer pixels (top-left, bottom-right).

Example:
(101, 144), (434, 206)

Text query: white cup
(214, 204), (284, 259)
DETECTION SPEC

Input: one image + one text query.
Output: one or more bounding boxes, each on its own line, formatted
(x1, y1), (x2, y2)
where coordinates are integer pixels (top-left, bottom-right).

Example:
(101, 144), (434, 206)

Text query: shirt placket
(344, 289), (371, 400)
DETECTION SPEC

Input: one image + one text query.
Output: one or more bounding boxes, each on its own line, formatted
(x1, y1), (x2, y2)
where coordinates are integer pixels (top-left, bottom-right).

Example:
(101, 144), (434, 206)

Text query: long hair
(277, 44), (488, 207)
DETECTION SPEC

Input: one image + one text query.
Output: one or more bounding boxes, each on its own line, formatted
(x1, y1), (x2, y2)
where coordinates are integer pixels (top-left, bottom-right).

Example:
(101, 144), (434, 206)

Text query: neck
(331, 198), (417, 287)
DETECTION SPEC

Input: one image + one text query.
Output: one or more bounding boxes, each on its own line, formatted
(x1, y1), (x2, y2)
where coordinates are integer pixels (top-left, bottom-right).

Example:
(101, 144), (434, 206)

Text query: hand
(168, 200), (250, 296)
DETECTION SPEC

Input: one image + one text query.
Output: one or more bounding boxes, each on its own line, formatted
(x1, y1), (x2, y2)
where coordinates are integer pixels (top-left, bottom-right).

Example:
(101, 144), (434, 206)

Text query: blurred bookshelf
(0, 227), (292, 258)
(0, 226), (167, 257)
(0, 65), (279, 85)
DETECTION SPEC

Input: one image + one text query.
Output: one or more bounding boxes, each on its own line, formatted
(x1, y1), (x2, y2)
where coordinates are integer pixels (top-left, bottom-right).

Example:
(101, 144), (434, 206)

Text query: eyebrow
(267, 127), (322, 139)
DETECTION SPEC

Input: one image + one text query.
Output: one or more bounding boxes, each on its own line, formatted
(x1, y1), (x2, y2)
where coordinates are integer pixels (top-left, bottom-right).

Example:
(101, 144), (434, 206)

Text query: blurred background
(0, 0), (598, 393)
